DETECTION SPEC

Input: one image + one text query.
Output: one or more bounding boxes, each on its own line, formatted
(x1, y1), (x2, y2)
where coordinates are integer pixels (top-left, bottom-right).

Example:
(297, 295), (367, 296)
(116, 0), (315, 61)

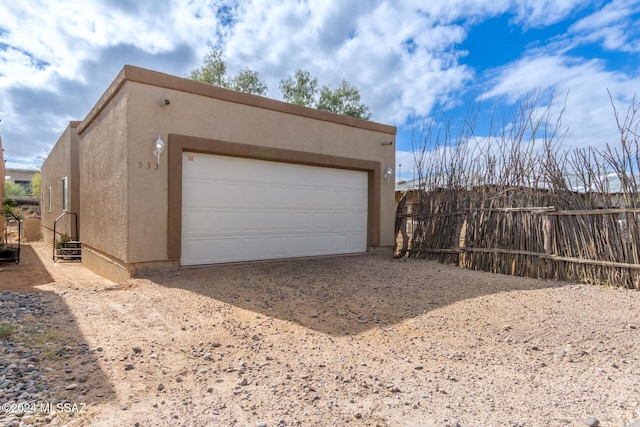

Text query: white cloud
(395, 150), (421, 181)
(0, 1), (226, 89)
(510, 0), (589, 28)
(569, 0), (640, 53)
(480, 54), (640, 152)
(571, 0), (640, 33)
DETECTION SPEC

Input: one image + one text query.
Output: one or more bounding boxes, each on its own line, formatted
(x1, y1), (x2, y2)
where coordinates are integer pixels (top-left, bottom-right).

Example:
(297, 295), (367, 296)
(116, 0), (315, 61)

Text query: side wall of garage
(77, 84), (131, 282)
(41, 122), (81, 245)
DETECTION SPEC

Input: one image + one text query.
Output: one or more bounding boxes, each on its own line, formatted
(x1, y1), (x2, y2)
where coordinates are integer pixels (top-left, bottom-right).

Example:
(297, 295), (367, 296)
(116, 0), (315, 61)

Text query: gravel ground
(1, 243), (640, 426)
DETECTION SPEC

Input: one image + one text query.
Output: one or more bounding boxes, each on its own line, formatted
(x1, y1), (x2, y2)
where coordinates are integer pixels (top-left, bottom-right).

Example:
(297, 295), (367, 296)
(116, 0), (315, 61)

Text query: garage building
(41, 66), (396, 283)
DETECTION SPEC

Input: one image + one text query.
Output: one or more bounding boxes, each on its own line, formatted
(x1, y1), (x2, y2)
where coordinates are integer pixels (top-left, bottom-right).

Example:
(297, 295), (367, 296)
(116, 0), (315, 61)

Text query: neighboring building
(5, 167), (39, 194)
(41, 65), (396, 283)
(396, 178), (424, 192)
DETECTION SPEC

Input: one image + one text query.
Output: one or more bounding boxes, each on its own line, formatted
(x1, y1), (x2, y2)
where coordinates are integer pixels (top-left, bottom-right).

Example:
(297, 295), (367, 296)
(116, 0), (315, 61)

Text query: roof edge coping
(77, 65), (396, 136)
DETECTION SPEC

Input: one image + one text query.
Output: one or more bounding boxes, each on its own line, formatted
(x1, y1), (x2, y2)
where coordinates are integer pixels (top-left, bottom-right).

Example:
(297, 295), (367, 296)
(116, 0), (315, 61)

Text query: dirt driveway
(1, 243), (640, 426)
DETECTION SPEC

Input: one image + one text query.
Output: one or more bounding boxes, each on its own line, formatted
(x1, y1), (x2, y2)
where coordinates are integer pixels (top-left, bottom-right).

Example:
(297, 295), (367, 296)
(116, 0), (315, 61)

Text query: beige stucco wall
(40, 122), (80, 243)
(79, 89), (129, 264)
(123, 81), (396, 265)
(74, 65), (395, 281)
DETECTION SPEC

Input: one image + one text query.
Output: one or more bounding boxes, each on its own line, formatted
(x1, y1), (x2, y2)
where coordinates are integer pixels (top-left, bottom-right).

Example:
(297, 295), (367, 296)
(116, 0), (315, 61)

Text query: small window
(48, 187), (52, 212)
(62, 177), (69, 212)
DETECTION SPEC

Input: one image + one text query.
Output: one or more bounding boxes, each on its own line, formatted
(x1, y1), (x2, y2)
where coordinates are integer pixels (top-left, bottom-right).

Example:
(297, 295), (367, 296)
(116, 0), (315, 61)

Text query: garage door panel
(216, 237), (244, 262)
(333, 214), (354, 231)
(244, 211), (268, 231)
(210, 182), (243, 205)
(332, 234), (354, 252)
(310, 212), (332, 231)
(182, 209), (214, 234)
(348, 213), (368, 230)
(212, 209), (245, 234)
(242, 237), (268, 257)
(268, 186), (290, 205)
(311, 235), (332, 252)
(342, 188), (366, 202)
(182, 238), (215, 265)
(183, 180), (215, 206)
(287, 236), (308, 253)
(182, 153), (368, 265)
(264, 211), (289, 232)
(289, 212), (309, 231)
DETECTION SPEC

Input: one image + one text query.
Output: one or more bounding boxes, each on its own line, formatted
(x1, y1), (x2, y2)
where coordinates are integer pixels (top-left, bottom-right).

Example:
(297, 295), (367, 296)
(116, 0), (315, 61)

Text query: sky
(1, 0), (639, 181)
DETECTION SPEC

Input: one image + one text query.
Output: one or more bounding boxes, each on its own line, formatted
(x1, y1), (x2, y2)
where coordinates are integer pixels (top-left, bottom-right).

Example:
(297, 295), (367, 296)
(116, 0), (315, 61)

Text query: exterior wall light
(154, 136), (165, 166)
(383, 167), (393, 181)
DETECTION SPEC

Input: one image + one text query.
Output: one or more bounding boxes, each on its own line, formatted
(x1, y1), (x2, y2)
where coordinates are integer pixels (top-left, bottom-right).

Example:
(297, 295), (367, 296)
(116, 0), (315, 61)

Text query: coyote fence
(398, 188), (640, 290)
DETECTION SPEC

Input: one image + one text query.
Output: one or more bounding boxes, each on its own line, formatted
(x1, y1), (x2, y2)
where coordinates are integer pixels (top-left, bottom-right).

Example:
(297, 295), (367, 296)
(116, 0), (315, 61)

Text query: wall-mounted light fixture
(153, 136), (165, 166)
(381, 141), (393, 146)
(383, 166), (393, 181)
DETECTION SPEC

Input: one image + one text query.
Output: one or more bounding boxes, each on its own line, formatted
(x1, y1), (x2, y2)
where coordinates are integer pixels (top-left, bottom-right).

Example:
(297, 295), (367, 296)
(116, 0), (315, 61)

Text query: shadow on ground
(0, 245), (54, 290)
(0, 243), (116, 414)
(142, 253), (565, 337)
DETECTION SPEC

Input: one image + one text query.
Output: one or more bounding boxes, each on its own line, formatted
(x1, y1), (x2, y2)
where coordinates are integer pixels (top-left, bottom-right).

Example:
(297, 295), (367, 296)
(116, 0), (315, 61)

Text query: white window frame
(62, 176), (69, 212)
(48, 187), (52, 212)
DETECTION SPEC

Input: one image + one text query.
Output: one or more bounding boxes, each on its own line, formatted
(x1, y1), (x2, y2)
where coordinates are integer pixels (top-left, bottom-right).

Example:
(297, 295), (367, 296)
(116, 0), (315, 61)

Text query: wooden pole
(542, 214), (555, 278)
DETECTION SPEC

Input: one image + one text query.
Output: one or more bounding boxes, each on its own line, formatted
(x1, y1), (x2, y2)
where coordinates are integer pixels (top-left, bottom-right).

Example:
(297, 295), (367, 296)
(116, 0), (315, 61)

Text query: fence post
(457, 216), (467, 268)
(394, 192), (409, 258)
(542, 214), (555, 279)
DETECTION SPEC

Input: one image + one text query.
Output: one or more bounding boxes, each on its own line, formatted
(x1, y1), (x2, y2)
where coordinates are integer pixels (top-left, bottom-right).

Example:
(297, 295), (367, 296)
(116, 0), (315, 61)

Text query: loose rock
(585, 417), (600, 427)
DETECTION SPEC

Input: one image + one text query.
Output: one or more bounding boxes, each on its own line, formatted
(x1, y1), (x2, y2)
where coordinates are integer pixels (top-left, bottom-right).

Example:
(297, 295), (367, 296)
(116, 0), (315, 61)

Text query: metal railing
(0, 210), (21, 263)
(53, 211), (81, 262)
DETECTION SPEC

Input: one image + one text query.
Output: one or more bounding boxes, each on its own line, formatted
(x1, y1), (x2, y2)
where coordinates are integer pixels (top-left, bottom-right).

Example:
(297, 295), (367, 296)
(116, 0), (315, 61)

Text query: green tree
(2, 196), (17, 213)
(317, 80), (371, 119)
(4, 181), (27, 198)
(190, 49), (268, 96)
(31, 172), (41, 197)
(229, 68), (268, 96)
(279, 70), (318, 107)
(190, 50), (371, 119)
(280, 70), (371, 119)
(189, 48), (229, 87)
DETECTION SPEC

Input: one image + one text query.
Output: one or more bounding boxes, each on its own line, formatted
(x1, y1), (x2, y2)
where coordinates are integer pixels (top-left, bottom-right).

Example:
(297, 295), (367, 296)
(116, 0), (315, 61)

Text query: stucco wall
(40, 122), (80, 243)
(79, 89), (129, 262)
(123, 80), (395, 264)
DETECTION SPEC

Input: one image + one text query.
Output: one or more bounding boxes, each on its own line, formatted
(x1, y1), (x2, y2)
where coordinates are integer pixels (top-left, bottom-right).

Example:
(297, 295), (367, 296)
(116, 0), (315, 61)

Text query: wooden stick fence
(397, 189), (640, 289)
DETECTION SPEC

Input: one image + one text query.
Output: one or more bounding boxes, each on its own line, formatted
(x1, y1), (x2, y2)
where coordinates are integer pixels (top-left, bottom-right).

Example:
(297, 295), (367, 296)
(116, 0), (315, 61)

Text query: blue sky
(1, 0), (639, 180)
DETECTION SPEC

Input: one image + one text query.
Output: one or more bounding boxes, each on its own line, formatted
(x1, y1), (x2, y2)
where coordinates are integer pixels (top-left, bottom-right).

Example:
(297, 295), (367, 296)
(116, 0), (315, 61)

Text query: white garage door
(181, 152), (368, 265)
